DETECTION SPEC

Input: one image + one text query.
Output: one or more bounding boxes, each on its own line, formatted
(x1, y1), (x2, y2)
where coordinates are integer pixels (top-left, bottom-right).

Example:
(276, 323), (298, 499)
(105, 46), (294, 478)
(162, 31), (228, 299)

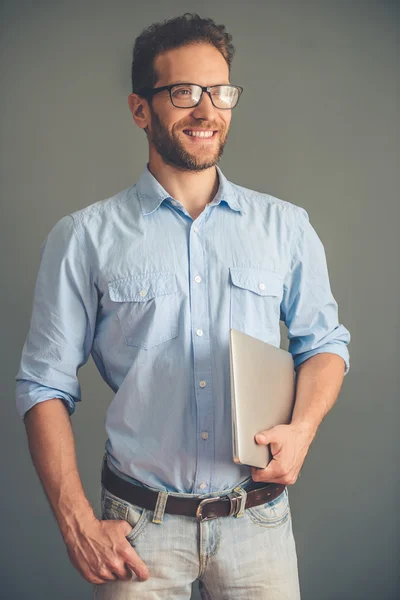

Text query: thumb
(255, 428), (277, 445)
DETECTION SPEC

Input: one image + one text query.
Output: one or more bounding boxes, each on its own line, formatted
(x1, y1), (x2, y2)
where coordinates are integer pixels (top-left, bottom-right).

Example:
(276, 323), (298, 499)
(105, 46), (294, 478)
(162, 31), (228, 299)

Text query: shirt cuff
(15, 380), (77, 420)
(293, 343), (350, 376)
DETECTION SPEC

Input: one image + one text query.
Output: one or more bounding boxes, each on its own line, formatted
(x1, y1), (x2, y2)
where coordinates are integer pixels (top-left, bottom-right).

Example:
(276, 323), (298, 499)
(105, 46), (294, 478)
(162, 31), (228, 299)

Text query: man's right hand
(63, 516), (150, 585)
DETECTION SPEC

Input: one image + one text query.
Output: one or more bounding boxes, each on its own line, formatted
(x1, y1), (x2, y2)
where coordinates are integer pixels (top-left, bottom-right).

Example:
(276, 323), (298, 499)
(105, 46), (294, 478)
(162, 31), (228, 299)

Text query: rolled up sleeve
(280, 207), (351, 375)
(15, 215), (98, 419)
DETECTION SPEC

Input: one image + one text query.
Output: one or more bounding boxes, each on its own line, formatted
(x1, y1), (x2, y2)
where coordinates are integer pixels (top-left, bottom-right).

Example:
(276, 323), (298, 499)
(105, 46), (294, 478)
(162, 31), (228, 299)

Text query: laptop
(229, 328), (296, 469)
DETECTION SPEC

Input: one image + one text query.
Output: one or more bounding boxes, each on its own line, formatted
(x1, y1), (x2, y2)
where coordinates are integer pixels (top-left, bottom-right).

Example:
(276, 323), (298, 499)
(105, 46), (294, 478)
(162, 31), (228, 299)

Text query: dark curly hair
(131, 13), (235, 95)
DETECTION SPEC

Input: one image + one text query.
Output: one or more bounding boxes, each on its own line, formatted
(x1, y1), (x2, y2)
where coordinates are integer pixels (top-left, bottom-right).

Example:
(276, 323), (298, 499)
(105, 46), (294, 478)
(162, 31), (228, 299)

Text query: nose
(190, 90), (218, 120)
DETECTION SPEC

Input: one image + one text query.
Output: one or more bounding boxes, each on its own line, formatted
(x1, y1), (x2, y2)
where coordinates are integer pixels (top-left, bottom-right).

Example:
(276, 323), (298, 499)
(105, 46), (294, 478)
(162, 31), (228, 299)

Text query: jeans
(93, 475), (301, 599)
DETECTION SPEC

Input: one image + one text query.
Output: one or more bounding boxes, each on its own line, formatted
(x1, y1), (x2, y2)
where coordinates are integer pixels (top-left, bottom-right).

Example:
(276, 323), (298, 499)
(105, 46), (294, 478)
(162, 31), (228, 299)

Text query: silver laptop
(229, 328), (295, 468)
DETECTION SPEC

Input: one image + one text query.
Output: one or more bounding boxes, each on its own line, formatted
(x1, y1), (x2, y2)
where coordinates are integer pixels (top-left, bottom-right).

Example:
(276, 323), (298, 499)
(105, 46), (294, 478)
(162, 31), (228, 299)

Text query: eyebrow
(162, 81), (231, 87)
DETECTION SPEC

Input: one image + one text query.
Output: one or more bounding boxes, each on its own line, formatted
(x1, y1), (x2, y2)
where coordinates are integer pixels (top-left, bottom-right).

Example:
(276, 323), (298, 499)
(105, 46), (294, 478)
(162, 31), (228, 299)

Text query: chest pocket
(229, 267), (283, 343)
(108, 272), (179, 350)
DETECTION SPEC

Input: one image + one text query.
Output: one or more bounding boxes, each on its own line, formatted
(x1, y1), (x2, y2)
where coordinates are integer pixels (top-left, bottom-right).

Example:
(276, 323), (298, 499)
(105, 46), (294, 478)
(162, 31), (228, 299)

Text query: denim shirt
(15, 163), (350, 494)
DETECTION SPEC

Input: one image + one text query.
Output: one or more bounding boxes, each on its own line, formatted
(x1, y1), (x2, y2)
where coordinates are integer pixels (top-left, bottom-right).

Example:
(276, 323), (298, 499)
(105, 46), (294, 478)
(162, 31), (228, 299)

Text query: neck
(147, 151), (219, 213)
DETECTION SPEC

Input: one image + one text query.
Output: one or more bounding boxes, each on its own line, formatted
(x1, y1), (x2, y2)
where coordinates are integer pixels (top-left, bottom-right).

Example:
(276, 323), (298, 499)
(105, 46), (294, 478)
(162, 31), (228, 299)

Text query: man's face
(143, 43), (233, 172)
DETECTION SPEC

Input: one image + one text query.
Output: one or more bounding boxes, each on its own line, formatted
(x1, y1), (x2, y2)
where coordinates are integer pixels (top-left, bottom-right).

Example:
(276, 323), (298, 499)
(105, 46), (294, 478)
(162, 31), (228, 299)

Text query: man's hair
(131, 13), (235, 95)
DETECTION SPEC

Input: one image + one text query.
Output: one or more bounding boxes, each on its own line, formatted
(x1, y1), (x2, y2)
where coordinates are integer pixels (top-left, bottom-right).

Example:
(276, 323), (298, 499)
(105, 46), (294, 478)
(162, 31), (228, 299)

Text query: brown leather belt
(102, 458), (285, 522)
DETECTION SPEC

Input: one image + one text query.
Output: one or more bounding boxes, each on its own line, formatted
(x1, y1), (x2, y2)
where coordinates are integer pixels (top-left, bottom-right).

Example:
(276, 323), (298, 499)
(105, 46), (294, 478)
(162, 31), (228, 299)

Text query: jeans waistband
(103, 452), (258, 500)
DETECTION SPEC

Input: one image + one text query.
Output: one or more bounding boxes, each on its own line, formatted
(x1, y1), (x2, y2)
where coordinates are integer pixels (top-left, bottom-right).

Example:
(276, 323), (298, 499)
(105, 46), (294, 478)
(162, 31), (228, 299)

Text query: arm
(252, 207), (350, 484)
(24, 398), (149, 583)
(291, 352), (346, 434)
(252, 352), (345, 484)
(24, 398), (96, 540)
(16, 216), (148, 583)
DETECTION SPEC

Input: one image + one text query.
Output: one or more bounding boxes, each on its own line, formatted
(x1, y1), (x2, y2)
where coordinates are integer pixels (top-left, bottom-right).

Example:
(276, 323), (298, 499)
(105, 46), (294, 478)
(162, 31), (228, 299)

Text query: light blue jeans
(93, 476), (301, 599)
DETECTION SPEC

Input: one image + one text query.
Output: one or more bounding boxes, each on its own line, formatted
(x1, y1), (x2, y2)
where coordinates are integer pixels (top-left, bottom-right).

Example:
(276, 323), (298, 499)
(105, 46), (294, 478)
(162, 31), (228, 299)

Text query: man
(15, 13), (350, 600)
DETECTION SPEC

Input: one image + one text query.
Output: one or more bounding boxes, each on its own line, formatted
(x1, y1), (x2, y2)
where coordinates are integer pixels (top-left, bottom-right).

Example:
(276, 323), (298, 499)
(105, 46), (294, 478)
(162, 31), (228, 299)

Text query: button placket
(188, 220), (214, 494)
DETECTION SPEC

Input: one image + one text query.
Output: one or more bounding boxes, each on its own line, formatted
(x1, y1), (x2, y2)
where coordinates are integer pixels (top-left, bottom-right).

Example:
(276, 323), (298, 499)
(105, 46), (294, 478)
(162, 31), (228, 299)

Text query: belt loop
(152, 490), (169, 524)
(232, 485), (247, 518)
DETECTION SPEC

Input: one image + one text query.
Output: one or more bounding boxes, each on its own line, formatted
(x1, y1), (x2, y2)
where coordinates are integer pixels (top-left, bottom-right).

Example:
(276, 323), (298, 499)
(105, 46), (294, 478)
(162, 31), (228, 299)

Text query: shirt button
(194, 275), (202, 283)
(259, 282), (265, 290)
(193, 226), (198, 232)
(139, 289), (147, 297)
(201, 432), (209, 440)
(171, 200), (178, 206)
(196, 328), (203, 337)
(199, 381), (207, 388)
(199, 482), (207, 490)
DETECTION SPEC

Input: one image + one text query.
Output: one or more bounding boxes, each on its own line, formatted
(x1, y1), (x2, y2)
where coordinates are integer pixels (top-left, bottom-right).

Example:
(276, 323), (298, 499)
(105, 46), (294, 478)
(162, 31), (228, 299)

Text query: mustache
(179, 124), (221, 131)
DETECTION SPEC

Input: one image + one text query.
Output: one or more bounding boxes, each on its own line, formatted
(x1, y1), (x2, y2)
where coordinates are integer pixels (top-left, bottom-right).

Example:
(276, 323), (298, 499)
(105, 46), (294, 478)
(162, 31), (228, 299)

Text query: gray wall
(1, 1), (398, 598)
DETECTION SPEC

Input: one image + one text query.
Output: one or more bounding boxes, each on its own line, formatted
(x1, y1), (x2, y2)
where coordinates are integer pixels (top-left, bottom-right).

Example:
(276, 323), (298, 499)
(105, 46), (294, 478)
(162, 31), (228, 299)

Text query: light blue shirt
(15, 164), (350, 494)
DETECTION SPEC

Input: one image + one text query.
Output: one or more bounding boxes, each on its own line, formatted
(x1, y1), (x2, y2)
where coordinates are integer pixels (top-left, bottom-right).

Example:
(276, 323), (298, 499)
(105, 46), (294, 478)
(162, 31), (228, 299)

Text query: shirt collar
(136, 163), (244, 216)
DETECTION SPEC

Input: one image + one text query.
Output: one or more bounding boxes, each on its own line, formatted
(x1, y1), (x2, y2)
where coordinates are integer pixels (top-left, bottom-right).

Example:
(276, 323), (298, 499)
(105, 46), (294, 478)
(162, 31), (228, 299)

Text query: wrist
(289, 419), (317, 441)
(58, 501), (97, 542)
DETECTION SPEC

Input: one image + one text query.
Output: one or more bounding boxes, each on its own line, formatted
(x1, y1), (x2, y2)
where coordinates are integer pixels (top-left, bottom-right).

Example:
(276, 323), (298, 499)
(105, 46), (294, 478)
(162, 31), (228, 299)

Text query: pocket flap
(229, 267), (282, 296)
(108, 272), (177, 302)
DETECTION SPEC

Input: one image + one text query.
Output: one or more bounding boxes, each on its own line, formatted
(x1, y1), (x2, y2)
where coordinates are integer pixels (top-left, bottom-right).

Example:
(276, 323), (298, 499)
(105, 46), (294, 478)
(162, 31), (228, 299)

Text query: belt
(102, 458), (286, 522)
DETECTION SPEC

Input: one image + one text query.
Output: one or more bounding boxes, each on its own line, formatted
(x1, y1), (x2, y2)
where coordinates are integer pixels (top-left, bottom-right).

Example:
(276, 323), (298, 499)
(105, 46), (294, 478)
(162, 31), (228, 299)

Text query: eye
(172, 87), (192, 97)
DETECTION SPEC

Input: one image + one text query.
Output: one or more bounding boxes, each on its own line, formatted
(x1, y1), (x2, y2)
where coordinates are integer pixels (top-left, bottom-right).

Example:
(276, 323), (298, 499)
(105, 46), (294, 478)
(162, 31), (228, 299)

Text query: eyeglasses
(137, 83), (243, 109)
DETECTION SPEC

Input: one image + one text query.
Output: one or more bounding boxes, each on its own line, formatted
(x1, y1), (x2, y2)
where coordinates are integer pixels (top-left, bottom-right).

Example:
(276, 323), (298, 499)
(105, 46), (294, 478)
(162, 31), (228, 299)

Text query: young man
(16, 13), (350, 600)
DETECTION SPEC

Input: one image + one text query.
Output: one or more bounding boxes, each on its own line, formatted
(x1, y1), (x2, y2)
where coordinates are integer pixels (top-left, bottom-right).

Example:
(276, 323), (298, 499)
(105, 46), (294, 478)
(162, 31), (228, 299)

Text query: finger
(252, 470), (287, 484)
(106, 557), (135, 582)
(112, 565), (133, 581)
(97, 567), (118, 582)
(254, 427), (280, 445)
(89, 575), (110, 585)
(252, 460), (285, 482)
(123, 548), (150, 581)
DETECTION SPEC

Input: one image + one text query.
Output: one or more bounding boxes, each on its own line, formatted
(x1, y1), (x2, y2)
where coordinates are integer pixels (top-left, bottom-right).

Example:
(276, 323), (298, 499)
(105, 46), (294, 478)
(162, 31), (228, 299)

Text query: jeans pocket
(108, 271), (179, 350)
(102, 488), (150, 543)
(246, 488), (290, 528)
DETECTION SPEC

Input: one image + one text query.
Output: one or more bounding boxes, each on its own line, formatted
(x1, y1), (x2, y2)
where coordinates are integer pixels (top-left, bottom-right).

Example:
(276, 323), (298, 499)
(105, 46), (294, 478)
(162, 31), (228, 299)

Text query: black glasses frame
(136, 83), (244, 109)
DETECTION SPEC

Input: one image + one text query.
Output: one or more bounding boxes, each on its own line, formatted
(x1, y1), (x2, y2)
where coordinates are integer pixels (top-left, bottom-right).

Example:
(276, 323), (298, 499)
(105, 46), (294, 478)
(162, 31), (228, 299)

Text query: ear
(128, 93), (149, 130)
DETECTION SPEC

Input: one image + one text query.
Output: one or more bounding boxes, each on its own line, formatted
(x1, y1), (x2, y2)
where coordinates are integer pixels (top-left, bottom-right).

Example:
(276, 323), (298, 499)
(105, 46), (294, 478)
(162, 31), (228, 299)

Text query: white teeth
(185, 130), (215, 138)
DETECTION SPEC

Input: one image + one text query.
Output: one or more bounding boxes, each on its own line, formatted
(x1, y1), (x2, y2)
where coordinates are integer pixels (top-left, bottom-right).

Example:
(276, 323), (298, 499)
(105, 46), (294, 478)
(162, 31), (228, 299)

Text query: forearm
(253, 352), (346, 483)
(23, 398), (96, 541)
(291, 352), (346, 437)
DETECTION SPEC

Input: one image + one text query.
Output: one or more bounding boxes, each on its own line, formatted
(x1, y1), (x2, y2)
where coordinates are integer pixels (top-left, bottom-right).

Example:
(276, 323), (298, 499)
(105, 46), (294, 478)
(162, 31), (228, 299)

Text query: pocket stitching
(108, 272), (179, 349)
(102, 494), (150, 543)
(246, 490), (290, 528)
(247, 505), (290, 528)
(125, 509), (150, 543)
(229, 267), (283, 297)
(108, 272), (177, 303)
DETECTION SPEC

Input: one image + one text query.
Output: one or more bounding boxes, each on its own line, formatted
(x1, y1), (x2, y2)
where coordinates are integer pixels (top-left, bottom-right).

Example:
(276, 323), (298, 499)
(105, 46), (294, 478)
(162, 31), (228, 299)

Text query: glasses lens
(170, 84), (241, 108)
(211, 85), (240, 109)
(171, 84), (202, 107)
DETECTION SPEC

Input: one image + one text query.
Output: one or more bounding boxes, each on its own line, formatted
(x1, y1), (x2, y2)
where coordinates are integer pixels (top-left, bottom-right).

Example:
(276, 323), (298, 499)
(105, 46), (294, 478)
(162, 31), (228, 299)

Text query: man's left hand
(251, 423), (316, 485)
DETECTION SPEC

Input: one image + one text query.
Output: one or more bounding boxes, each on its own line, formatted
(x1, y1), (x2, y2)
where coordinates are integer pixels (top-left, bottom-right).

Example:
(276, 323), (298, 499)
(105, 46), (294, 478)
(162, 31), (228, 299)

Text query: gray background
(1, 0), (399, 598)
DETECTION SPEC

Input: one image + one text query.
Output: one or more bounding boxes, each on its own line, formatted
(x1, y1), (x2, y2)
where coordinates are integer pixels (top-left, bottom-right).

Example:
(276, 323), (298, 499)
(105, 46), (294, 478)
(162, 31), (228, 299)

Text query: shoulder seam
(289, 206), (309, 271)
(71, 185), (136, 224)
(231, 183), (304, 212)
(68, 213), (84, 249)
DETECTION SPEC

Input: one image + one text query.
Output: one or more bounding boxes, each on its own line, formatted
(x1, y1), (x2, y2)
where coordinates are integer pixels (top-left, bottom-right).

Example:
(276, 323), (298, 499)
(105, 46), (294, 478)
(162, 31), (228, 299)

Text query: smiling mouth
(182, 129), (218, 139)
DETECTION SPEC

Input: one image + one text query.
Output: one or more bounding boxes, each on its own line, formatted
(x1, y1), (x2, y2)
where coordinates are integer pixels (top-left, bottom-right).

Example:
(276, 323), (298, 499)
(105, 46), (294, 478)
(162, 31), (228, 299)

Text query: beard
(146, 106), (228, 172)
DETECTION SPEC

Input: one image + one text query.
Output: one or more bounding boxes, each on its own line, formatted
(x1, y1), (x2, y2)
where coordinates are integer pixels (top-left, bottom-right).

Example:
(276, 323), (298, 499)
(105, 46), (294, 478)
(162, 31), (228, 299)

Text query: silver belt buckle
(196, 496), (221, 522)
(227, 491), (243, 517)
(196, 490), (244, 522)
